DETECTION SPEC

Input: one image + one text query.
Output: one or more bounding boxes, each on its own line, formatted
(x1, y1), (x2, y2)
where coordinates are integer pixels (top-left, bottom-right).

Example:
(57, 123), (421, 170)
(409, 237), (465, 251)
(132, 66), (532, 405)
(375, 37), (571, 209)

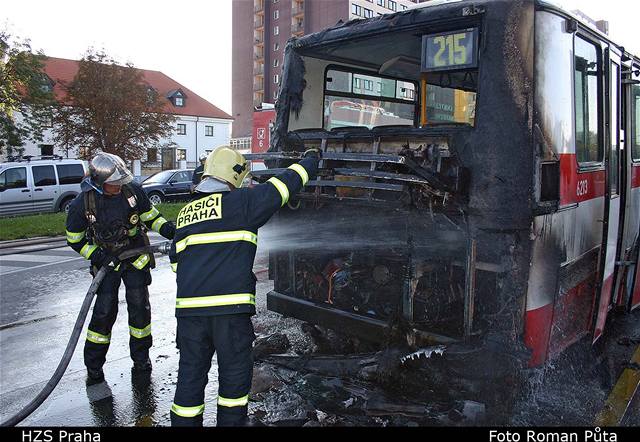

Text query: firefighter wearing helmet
(169, 146), (320, 426)
(190, 152), (209, 192)
(65, 152), (176, 383)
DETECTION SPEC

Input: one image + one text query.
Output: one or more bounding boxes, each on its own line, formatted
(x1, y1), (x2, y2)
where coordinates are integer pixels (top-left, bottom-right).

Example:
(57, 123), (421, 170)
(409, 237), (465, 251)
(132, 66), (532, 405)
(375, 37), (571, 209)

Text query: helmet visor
(104, 164), (133, 186)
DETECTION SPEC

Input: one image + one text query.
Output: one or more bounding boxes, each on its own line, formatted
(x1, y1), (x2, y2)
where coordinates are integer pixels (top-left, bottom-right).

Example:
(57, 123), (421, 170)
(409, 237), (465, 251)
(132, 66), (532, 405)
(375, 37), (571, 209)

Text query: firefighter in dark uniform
(169, 146), (319, 426)
(190, 152), (208, 193)
(65, 152), (176, 383)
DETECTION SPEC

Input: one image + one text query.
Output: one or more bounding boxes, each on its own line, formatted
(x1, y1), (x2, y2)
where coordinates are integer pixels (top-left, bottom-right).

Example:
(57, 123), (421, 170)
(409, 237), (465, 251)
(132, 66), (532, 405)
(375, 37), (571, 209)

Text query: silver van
(0, 158), (88, 216)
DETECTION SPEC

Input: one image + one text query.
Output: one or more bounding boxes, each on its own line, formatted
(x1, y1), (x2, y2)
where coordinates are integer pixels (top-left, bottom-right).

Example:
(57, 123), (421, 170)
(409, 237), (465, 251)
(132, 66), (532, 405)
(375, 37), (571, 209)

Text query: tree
(53, 50), (176, 162)
(0, 31), (54, 157)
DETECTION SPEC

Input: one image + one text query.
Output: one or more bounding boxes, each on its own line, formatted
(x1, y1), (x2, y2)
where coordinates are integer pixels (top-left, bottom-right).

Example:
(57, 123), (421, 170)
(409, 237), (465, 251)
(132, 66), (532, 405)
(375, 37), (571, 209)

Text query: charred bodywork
(247, 0), (640, 396)
(250, 0), (536, 360)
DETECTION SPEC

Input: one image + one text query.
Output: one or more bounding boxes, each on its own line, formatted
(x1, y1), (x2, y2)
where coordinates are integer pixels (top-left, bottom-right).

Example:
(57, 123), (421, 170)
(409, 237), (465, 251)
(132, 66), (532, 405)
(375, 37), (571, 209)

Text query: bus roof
(290, 0), (638, 66)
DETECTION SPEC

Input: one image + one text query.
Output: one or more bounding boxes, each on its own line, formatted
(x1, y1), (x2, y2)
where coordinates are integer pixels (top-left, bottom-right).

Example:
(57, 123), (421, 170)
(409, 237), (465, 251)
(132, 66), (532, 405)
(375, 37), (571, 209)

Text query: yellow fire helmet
(202, 146), (250, 189)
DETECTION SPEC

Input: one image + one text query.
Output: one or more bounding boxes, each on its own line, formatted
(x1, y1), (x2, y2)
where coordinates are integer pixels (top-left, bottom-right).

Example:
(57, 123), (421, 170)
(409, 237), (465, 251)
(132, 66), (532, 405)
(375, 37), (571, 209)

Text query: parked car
(133, 175), (150, 184)
(141, 169), (193, 205)
(0, 158), (88, 217)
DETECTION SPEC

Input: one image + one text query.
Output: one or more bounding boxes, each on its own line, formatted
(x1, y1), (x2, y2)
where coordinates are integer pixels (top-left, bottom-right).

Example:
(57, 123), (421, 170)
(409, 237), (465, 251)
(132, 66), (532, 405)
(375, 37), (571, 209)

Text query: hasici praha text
(489, 429), (617, 442)
(176, 194), (222, 229)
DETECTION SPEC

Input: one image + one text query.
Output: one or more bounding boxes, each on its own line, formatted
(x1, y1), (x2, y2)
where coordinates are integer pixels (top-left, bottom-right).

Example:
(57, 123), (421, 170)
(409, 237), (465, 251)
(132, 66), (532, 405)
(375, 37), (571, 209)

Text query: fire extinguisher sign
(252, 109), (275, 154)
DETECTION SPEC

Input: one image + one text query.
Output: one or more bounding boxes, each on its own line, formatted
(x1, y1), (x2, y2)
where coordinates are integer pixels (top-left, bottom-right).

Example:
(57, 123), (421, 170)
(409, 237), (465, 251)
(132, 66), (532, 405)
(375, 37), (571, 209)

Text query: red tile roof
(42, 56), (232, 120)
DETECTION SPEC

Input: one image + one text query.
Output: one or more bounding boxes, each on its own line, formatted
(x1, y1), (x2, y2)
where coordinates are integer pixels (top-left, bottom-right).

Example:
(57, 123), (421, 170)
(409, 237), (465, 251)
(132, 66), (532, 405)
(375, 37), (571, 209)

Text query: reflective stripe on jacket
(170, 157), (318, 317)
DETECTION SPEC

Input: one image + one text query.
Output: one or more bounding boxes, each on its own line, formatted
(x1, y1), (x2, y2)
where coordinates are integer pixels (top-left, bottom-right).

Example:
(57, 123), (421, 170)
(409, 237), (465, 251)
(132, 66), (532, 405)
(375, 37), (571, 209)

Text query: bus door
(593, 48), (623, 342)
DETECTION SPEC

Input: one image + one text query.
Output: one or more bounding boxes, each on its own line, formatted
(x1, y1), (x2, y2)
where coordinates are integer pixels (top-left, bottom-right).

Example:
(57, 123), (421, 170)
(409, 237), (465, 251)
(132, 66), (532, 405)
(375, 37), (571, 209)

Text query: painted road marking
(0, 246), (79, 275)
(0, 256), (85, 276)
(594, 344), (640, 426)
(0, 239), (169, 276)
(0, 265), (24, 273)
(0, 254), (64, 263)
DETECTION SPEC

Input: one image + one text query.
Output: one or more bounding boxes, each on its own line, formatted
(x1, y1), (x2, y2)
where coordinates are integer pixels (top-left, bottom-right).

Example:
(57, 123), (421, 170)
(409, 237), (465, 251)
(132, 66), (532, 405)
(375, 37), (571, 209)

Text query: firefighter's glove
(303, 148), (322, 159)
(90, 248), (120, 270)
(162, 221), (176, 240)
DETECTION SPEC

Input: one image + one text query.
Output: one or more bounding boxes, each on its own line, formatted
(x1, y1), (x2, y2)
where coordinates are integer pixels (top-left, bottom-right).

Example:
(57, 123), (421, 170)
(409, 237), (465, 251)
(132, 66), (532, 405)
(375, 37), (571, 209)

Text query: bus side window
(632, 81), (640, 162)
(574, 35), (602, 166)
(610, 62), (620, 194)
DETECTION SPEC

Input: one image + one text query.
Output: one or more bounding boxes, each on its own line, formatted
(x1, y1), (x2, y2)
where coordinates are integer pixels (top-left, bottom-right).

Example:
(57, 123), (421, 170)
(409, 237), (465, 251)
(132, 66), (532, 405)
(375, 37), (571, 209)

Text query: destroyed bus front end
(248, 0), (539, 400)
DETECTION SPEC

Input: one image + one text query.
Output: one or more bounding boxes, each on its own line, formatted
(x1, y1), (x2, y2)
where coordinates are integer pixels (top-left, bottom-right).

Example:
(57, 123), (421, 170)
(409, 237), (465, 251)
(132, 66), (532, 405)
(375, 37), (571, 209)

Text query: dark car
(141, 169), (193, 205)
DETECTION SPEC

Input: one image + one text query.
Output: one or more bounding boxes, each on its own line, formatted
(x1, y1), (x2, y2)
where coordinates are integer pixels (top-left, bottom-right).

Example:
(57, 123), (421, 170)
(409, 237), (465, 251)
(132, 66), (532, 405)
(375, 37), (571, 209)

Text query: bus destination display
(422, 28), (478, 72)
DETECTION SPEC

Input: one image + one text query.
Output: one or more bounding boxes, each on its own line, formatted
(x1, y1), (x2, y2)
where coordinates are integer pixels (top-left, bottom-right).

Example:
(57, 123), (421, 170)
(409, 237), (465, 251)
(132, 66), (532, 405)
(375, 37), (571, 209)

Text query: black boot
(86, 367), (105, 384)
(133, 358), (152, 372)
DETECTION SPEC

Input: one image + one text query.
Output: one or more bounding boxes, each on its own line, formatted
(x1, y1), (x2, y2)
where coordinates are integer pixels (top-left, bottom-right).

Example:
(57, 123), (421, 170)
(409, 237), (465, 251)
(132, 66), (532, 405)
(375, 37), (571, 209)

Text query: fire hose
(0, 242), (171, 427)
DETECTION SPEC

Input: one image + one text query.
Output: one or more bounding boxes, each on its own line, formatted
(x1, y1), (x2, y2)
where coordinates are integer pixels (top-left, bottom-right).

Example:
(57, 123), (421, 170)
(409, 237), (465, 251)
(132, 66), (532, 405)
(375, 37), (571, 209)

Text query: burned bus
(248, 0), (640, 384)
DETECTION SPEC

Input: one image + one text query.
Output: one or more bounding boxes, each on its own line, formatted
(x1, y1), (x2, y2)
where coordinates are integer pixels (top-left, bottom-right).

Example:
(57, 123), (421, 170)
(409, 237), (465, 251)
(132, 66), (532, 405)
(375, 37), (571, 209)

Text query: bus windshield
(324, 69), (416, 130)
(317, 27), (478, 130)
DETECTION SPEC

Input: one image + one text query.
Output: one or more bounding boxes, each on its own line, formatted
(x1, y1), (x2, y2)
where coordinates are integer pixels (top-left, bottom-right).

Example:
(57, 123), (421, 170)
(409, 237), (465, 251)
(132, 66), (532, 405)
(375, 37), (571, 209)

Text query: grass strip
(0, 203), (185, 241)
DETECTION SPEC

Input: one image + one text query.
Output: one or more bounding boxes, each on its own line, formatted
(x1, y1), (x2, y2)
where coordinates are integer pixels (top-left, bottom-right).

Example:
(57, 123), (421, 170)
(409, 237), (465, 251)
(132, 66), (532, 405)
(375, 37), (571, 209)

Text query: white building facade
(168, 115), (231, 166)
(10, 113), (232, 171)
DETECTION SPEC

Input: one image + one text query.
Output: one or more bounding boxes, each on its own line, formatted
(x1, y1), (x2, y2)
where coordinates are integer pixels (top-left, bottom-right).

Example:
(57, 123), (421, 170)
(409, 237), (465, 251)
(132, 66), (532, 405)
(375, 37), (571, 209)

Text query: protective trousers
(84, 266), (152, 370)
(171, 314), (256, 427)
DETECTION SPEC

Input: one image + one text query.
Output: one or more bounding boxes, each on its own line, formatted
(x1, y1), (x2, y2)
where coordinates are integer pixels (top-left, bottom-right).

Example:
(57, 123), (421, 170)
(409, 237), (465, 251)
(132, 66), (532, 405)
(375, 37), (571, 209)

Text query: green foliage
(0, 31), (55, 157)
(53, 50), (176, 163)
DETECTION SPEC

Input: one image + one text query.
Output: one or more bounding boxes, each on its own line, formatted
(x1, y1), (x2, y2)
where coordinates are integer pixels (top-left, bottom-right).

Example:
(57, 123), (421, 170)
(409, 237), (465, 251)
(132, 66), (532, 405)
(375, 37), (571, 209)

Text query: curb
(595, 344), (640, 426)
(0, 236), (66, 250)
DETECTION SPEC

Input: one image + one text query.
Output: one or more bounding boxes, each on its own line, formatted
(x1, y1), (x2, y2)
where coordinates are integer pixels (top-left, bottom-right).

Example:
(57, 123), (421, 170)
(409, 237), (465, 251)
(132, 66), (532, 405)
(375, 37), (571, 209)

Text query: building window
(177, 149), (187, 161)
(79, 146), (91, 159)
(230, 137), (252, 150)
(274, 74), (280, 84)
(388, 1), (397, 11)
(401, 5), (408, 11)
(175, 97), (184, 107)
(364, 8), (373, 18)
(177, 123), (187, 135)
(273, 59), (279, 68)
(352, 4), (362, 16)
(205, 125), (214, 136)
(273, 90), (279, 100)
(43, 114), (53, 128)
(377, 0), (384, 6)
(39, 81), (52, 94)
(147, 148), (158, 162)
(574, 35), (602, 165)
(353, 77), (374, 91)
(274, 26), (279, 36)
(274, 10), (279, 19)
(39, 144), (54, 156)
(274, 42), (279, 51)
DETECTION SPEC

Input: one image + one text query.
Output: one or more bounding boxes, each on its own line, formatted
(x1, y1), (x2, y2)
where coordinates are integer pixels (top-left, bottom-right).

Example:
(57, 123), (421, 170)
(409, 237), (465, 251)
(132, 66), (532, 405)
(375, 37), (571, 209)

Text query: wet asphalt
(1, 239), (639, 427)
(0, 239), (269, 426)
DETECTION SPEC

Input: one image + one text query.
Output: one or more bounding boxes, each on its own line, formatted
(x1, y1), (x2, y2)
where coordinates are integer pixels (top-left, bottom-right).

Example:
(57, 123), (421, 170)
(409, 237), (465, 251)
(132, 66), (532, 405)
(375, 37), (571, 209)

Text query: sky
(1, 0), (638, 118)
(2, 0), (233, 113)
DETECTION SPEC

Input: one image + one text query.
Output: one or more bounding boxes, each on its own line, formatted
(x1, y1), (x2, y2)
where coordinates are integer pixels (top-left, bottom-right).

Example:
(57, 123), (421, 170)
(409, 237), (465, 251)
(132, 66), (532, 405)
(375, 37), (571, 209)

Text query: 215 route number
(433, 34), (467, 67)
(422, 28), (478, 72)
